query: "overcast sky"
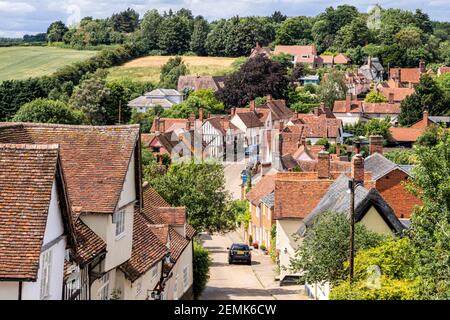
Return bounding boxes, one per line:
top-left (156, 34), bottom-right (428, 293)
top-left (0, 0), bottom-right (449, 38)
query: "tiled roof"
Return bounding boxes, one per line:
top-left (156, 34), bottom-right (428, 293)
top-left (302, 174), bottom-right (404, 233)
top-left (389, 127), bottom-right (424, 143)
top-left (178, 76), bottom-right (225, 92)
top-left (0, 144), bottom-right (59, 280)
top-left (0, 123), bottom-right (140, 215)
top-left (274, 172), bottom-right (339, 220)
top-left (235, 112), bottom-right (264, 128)
top-left (168, 228), bottom-right (190, 261)
top-left (378, 87), bottom-right (415, 102)
top-left (74, 219), bottom-right (106, 265)
top-left (261, 192), bottom-right (275, 209)
top-left (390, 68), bottom-right (421, 84)
top-left (206, 116), bottom-right (242, 136)
top-left (364, 153), bottom-right (408, 180)
top-left (333, 100), bottom-right (401, 114)
top-left (119, 211), bottom-right (168, 282)
top-left (274, 45), bottom-right (317, 63)
top-left (334, 53), bottom-right (351, 64)
top-left (246, 173), bottom-right (276, 206)
top-left (281, 154), bottom-right (300, 170)
top-left (265, 100), bottom-right (294, 121)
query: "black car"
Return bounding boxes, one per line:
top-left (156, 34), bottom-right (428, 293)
top-left (227, 244), bottom-right (252, 265)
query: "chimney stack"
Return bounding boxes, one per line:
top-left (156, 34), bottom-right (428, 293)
top-left (154, 116), bottom-right (161, 133)
top-left (345, 93), bottom-right (352, 113)
top-left (313, 107), bottom-right (319, 117)
top-left (419, 60), bottom-right (426, 74)
top-left (249, 100), bottom-right (256, 112)
top-left (199, 108), bottom-right (204, 123)
top-left (160, 119), bottom-right (165, 133)
top-left (351, 154), bottom-right (365, 184)
top-left (231, 107), bottom-right (236, 116)
top-left (354, 140), bottom-right (361, 155)
top-left (423, 110), bottom-right (429, 125)
top-left (336, 142), bottom-right (341, 158)
top-left (279, 121), bottom-right (284, 133)
top-left (317, 151), bottom-right (331, 179)
top-left (267, 94), bottom-right (273, 102)
top-left (369, 135), bottom-right (384, 155)
top-left (388, 92), bottom-right (394, 104)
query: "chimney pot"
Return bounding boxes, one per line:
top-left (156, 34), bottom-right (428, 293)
top-left (267, 95), bottom-right (273, 102)
top-left (369, 135), bottom-right (384, 155)
top-left (388, 92), bottom-right (394, 104)
top-left (423, 110), bottom-right (429, 125)
top-left (351, 154), bottom-right (365, 183)
top-left (318, 151), bottom-right (331, 179)
top-left (199, 108), bottom-right (204, 123)
top-left (250, 100), bottom-right (256, 112)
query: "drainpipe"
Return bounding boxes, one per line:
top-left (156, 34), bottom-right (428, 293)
top-left (18, 281), bottom-right (22, 300)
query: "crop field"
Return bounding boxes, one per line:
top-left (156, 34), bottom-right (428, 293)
top-left (0, 46), bottom-right (96, 82)
top-left (107, 55), bottom-right (237, 83)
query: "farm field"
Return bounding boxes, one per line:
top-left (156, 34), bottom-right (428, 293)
top-left (0, 46), bottom-right (96, 82)
top-left (107, 55), bottom-right (238, 83)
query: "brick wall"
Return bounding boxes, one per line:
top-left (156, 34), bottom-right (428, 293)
top-left (375, 169), bottom-right (422, 219)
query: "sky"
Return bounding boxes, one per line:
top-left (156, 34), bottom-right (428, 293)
top-left (0, 0), bottom-right (449, 38)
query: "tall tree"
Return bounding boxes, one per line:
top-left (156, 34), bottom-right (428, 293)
top-left (190, 16), bottom-right (210, 56)
top-left (47, 21), bottom-right (68, 42)
top-left (159, 56), bottom-right (189, 89)
top-left (318, 69), bottom-right (347, 108)
top-left (111, 8), bottom-right (140, 33)
top-left (139, 9), bottom-right (163, 51)
top-left (216, 55), bottom-right (289, 108)
top-left (157, 14), bottom-right (192, 54)
top-left (275, 16), bottom-right (313, 45)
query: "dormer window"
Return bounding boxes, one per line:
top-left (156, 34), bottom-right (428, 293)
top-left (113, 210), bottom-right (125, 239)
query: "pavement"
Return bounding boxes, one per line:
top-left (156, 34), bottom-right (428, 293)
top-left (223, 160), bottom-right (247, 200)
top-left (199, 231), bottom-right (309, 300)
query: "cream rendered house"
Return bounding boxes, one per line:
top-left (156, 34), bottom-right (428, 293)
top-left (0, 144), bottom-right (75, 300)
top-left (297, 174), bottom-right (405, 300)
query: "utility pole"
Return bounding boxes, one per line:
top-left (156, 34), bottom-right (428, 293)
top-left (348, 178), bottom-right (356, 283)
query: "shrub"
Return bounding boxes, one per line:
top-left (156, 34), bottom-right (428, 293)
top-left (12, 98), bottom-right (85, 124)
top-left (260, 244), bottom-right (267, 251)
top-left (193, 239), bottom-right (212, 299)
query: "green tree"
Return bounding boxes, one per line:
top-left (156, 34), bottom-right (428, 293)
top-left (157, 12), bottom-right (192, 54)
top-left (47, 21), bottom-right (68, 42)
top-left (145, 161), bottom-right (237, 233)
top-left (193, 239), bottom-right (212, 299)
top-left (190, 16), bottom-right (210, 56)
top-left (69, 73), bottom-right (111, 125)
top-left (398, 75), bottom-right (447, 126)
top-left (12, 98), bottom-right (85, 124)
top-left (318, 69), bottom-right (347, 108)
top-left (395, 26), bottom-right (424, 50)
top-left (139, 9), bottom-right (163, 52)
top-left (275, 16), bottom-right (313, 45)
top-left (333, 17), bottom-right (371, 51)
top-left (364, 118), bottom-right (392, 141)
top-left (290, 211), bottom-right (385, 286)
top-left (111, 8), bottom-right (140, 33)
top-left (364, 91), bottom-right (388, 103)
top-left (384, 149), bottom-right (417, 165)
top-left (159, 56), bottom-right (189, 89)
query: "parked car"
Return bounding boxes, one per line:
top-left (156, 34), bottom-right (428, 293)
top-left (227, 243), bottom-right (252, 265)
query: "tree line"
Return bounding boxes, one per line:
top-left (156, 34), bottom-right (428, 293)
top-left (41, 5), bottom-right (450, 68)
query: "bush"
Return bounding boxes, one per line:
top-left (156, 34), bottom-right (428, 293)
top-left (260, 244), bottom-right (267, 251)
top-left (193, 239), bottom-right (212, 299)
top-left (12, 98), bottom-right (85, 124)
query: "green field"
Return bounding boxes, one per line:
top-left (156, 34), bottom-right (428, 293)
top-left (107, 55), bottom-right (237, 83)
top-left (0, 46), bottom-right (96, 81)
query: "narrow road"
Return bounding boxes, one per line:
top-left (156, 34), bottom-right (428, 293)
top-left (200, 232), bottom-right (308, 300)
top-left (224, 161), bottom-right (246, 200)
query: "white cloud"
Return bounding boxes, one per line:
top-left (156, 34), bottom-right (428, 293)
top-left (0, 1), bottom-right (35, 13)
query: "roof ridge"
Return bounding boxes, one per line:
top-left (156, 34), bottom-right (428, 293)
top-left (8, 122), bottom-right (140, 130)
top-left (0, 143), bottom-right (59, 150)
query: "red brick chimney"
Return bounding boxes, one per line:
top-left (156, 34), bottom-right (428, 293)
top-left (318, 151), bottom-right (331, 179)
top-left (419, 60), bottom-right (426, 74)
top-left (154, 116), bottom-right (161, 133)
top-left (388, 92), bottom-right (394, 104)
top-left (423, 110), bottom-right (429, 126)
top-left (354, 140), bottom-right (361, 155)
top-left (279, 121), bottom-right (284, 133)
top-left (160, 119), bottom-right (165, 133)
top-left (336, 142), bottom-right (341, 158)
top-left (369, 135), bottom-right (384, 155)
top-left (267, 95), bottom-right (273, 102)
top-left (249, 100), bottom-right (256, 112)
top-left (345, 93), bottom-right (352, 113)
top-left (231, 107), bottom-right (236, 116)
top-left (351, 154), bottom-right (364, 183)
top-left (199, 108), bottom-right (204, 123)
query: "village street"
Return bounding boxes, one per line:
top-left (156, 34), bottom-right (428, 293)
top-left (199, 231), bottom-right (309, 300)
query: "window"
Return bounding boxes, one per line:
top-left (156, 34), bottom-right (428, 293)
top-left (174, 274), bottom-right (179, 300)
top-left (136, 280), bottom-right (142, 296)
top-left (113, 210), bottom-right (125, 238)
top-left (183, 266), bottom-right (189, 289)
top-left (98, 272), bottom-right (110, 300)
top-left (40, 249), bottom-right (52, 299)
